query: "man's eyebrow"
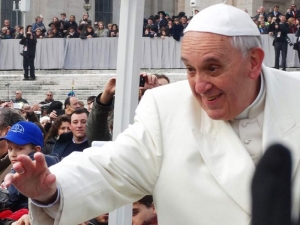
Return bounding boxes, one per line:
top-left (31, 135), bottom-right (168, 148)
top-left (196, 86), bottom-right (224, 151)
top-left (181, 57), bottom-right (188, 62)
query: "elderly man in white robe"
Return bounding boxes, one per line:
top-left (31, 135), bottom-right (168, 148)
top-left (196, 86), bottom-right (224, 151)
top-left (4, 3), bottom-right (300, 225)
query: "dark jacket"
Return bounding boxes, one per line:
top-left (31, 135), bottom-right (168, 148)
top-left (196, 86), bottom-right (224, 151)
top-left (272, 22), bottom-right (289, 43)
top-left (66, 21), bottom-right (78, 31)
top-left (172, 23), bottom-right (184, 41)
top-left (268, 11), bottom-right (282, 18)
top-left (42, 136), bottom-right (56, 155)
top-left (67, 32), bottom-right (79, 38)
top-left (51, 132), bottom-right (89, 159)
top-left (86, 93), bottom-right (113, 146)
top-left (19, 35), bottom-right (37, 57)
top-left (5, 152), bottom-right (59, 212)
top-left (84, 30), bottom-right (97, 38)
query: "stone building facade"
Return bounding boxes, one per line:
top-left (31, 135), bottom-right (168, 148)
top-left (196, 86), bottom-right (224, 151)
top-left (1, 0), bottom-right (300, 31)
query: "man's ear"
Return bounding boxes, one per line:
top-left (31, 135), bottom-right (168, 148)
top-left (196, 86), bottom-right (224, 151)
top-left (4, 126), bottom-right (11, 135)
top-left (249, 47), bottom-right (265, 80)
top-left (151, 202), bottom-right (156, 215)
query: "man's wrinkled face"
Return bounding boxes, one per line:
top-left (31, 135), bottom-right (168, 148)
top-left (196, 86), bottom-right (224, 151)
top-left (69, 97), bottom-right (80, 110)
top-left (181, 32), bottom-right (261, 120)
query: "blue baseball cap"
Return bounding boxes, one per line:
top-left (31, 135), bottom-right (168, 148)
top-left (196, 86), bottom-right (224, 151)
top-left (0, 121), bottom-right (44, 147)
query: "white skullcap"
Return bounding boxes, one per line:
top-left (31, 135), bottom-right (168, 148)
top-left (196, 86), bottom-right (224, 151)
top-left (185, 3), bottom-right (260, 36)
top-left (40, 116), bottom-right (50, 123)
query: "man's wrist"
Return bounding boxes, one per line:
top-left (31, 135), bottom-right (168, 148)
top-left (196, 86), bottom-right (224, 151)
top-left (99, 92), bottom-right (114, 105)
top-left (33, 189), bottom-right (58, 205)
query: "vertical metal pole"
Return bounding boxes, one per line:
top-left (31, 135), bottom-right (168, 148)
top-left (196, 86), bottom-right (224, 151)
top-left (109, 0), bottom-right (145, 225)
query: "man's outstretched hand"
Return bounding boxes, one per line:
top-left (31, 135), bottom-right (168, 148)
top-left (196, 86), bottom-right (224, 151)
top-left (4, 152), bottom-right (58, 204)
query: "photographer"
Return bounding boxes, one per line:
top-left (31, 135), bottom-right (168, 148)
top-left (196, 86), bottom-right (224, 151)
top-left (295, 17), bottom-right (300, 63)
top-left (19, 26), bottom-right (37, 80)
top-left (268, 15), bottom-right (289, 71)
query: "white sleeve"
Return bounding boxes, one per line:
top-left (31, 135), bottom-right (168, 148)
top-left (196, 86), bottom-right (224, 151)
top-left (30, 90), bottom-right (163, 225)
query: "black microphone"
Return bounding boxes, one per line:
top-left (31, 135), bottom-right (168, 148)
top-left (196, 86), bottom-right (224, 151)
top-left (251, 144), bottom-right (292, 225)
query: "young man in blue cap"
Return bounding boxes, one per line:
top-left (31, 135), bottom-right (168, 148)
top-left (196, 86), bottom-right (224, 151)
top-left (0, 121), bottom-right (59, 212)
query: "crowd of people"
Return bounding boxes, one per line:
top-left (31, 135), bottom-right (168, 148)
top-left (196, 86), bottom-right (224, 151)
top-left (1, 3), bottom-right (300, 224)
top-left (0, 10), bottom-right (195, 41)
top-left (0, 73), bottom-right (169, 224)
top-left (0, 13), bottom-right (119, 40)
top-left (252, 4), bottom-right (300, 34)
top-left (250, 4), bottom-right (300, 70)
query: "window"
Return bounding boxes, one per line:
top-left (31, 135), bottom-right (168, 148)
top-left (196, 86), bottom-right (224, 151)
top-left (1, 0), bottom-right (22, 28)
top-left (95, 0), bottom-right (112, 27)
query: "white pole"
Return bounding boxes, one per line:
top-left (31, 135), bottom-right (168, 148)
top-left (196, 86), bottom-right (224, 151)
top-left (23, 12), bottom-right (26, 29)
top-left (109, 0), bottom-right (145, 224)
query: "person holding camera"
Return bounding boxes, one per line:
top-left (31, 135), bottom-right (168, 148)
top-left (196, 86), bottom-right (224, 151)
top-left (268, 15), bottom-right (289, 71)
top-left (19, 26), bottom-right (37, 80)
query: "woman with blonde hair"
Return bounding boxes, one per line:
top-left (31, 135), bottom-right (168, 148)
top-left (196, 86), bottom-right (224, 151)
top-left (96, 21), bottom-right (109, 37)
top-left (288, 17), bottom-right (297, 33)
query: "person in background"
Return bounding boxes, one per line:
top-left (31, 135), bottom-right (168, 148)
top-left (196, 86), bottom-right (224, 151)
top-left (3, 20), bottom-right (15, 36)
top-left (66, 27), bottom-right (79, 38)
top-left (86, 96), bottom-right (96, 113)
top-left (51, 109), bottom-right (88, 159)
top-left (13, 91), bottom-right (28, 104)
top-left (48, 17), bottom-right (60, 30)
top-left (43, 115), bottom-right (71, 155)
top-left (1, 121), bottom-right (59, 212)
top-left (155, 74), bottom-right (170, 86)
top-left (109, 24), bottom-right (119, 37)
top-left (295, 17), bottom-right (300, 62)
top-left (34, 28), bottom-right (44, 39)
top-left (287, 17), bottom-right (297, 33)
top-left (19, 27), bottom-right (37, 80)
top-left (31, 15), bottom-right (46, 35)
top-left (14, 26), bottom-right (24, 39)
top-left (268, 15), bottom-right (289, 70)
top-left (132, 196), bottom-right (157, 225)
top-left (0, 108), bottom-right (24, 183)
top-left (258, 21), bottom-right (269, 34)
top-left (96, 21), bottom-right (109, 37)
top-left (84, 26), bottom-right (97, 38)
top-left (59, 13), bottom-right (68, 35)
top-left (107, 23), bottom-right (113, 32)
top-left (66, 15), bottom-right (78, 31)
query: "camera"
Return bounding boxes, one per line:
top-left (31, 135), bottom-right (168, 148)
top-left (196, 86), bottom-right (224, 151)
top-left (285, 36), bottom-right (294, 46)
top-left (139, 75), bottom-right (146, 87)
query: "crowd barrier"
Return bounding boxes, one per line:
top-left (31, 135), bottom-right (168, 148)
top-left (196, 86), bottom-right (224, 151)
top-left (0, 35), bottom-right (299, 70)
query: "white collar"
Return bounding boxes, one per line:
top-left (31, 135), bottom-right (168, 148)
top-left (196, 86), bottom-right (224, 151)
top-left (234, 73), bottom-right (265, 120)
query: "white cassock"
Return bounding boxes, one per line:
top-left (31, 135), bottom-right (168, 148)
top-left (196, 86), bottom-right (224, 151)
top-left (29, 65), bottom-right (300, 225)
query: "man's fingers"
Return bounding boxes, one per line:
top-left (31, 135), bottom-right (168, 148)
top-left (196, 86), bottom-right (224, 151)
top-left (16, 155), bottom-right (36, 174)
top-left (34, 152), bottom-right (48, 169)
top-left (4, 173), bottom-right (14, 187)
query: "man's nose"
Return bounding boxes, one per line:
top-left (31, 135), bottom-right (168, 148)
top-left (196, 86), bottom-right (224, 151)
top-left (194, 77), bottom-right (213, 95)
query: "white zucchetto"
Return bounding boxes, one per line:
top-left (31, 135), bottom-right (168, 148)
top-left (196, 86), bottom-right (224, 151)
top-left (185, 3), bottom-right (260, 36)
